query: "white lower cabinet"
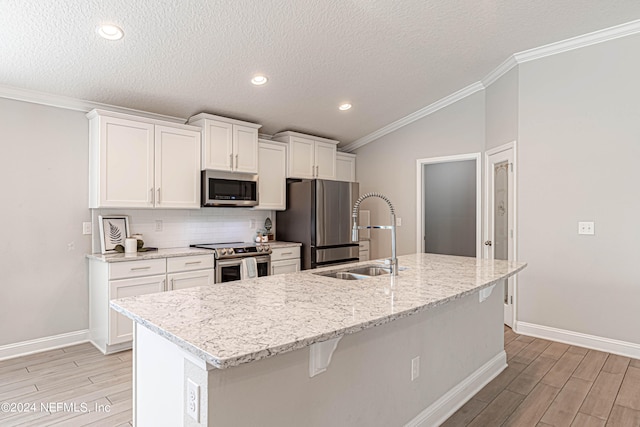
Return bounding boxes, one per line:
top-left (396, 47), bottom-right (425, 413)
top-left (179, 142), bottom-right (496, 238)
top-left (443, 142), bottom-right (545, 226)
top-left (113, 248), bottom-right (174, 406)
top-left (270, 246), bottom-right (301, 275)
top-left (167, 270), bottom-right (214, 290)
top-left (108, 275), bottom-right (165, 345)
top-left (90, 253), bottom-right (214, 354)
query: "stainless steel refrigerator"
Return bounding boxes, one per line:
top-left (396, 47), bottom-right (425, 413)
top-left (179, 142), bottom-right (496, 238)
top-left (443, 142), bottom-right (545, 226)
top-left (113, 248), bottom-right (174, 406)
top-left (276, 180), bottom-right (359, 269)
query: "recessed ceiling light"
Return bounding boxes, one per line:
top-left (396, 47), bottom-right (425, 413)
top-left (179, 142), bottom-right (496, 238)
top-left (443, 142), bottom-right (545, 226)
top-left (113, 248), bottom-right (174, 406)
top-left (251, 75), bottom-right (268, 86)
top-left (97, 24), bottom-right (124, 41)
top-left (338, 103), bottom-right (352, 111)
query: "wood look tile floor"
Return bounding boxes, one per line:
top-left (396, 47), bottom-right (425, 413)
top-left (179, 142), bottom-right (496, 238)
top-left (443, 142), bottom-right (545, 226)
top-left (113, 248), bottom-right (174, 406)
top-left (1, 328), bottom-right (639, 427)
top-left (443, 326), bottom-right (640, 427)
top-left (0, 343), bottom-right (132, 426)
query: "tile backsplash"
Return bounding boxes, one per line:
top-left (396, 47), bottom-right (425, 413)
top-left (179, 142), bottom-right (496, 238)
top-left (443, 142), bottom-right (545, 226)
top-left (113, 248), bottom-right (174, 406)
top-left (91, 208), bottom-right (274, 253)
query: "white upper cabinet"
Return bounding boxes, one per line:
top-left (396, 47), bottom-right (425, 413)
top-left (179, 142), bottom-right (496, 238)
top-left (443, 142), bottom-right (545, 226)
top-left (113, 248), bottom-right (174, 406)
top-left (256, 140), bottom-right (287, 210)
top-left (188, 113), bottom-right (261, 173)
top-left (335, 152), bottom-right (356, 182)
top-left (88, 109), bottom-right (201, 209)
top-left (272, 131), bottom-right (338, 180)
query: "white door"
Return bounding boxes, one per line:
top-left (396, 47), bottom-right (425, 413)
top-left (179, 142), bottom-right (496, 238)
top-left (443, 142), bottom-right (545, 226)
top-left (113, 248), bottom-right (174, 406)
top-left (155, 125), bottom-right (201, 208)
top-left (167, 270), bottom-right (214, 290)
top-left (256, 141), bottom-right (286, 210)
top-left (288, 137), bottom-right (315, 178)
top-left (314, 141), bottom-right (337, 180)
top-left (485, 143), bottom-right (516, 328)
top-left (202, 120), bottom-right (233, 171)
top-left (233, 125), bottom-right (259, 173)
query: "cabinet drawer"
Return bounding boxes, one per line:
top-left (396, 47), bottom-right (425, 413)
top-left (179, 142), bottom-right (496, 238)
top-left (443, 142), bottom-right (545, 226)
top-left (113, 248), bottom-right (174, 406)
top-left (167, 270), bottom-right (214, 290)
top-left (167, 255), bottom-right (214, 273)
top-left (109, 259), bottom-right (166, 280)
top-left (270, 246), bottom-right (300, 262)
top-left (359, 250), bottom-right (370, 262)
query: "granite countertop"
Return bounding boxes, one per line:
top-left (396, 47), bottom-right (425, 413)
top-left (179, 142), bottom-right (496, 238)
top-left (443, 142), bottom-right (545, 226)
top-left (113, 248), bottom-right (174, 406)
top-left (87, 241), bottom-right (301, 262)
top-left (86, 247), bottom-right (215, 262)
top-left (111, 253), bottom-right (526, 369)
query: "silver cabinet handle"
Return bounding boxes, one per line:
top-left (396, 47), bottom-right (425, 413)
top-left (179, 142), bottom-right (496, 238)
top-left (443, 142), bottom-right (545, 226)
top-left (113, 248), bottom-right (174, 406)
top-left (157, 188), bottom-right (161, 204)
top-left (170, 278), bottom-right (173, 290)
top-left (316, 165), bottom-right (319, 176)
top-left (150, 188), bottom-right (154, 205)
top-left (281, 252), bottom-right (293, 255)
top-left (131, 266), bottom-right (151, 271)
top-left (229, 154), bottom-right (233, 169)
top-left (185, 261), bottom-right (202, 265)
top-left (162, 279), bottom-right (166, 291)
top-left (235, 154), bottom-right (239, 169)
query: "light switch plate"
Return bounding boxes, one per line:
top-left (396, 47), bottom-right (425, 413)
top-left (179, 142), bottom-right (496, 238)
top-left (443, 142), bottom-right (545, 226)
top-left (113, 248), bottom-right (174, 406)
top-left (578, 221), bottom-right (594, 235)
top-left (82, 222), bottom-right (92, 235)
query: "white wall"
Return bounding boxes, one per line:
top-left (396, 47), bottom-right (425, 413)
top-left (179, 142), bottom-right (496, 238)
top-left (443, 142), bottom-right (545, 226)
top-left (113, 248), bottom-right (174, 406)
top-left (355, 92), bottom-right (485, 259)
top-left (517, 34), bottom-right (640, 344)
top-left (0, 98), bottom-right (91, 346)
top-left (0, 96), bottom-right (274, 348)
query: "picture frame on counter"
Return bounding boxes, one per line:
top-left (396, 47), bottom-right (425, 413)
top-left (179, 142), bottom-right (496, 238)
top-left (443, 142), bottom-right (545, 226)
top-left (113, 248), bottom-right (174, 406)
top-left (98, 215), bottom-right (130, 254)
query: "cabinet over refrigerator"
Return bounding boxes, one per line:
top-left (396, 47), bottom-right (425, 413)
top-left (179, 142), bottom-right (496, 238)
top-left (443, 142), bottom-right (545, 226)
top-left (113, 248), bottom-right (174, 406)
top-left (276, 179), bottom-right (359, 269)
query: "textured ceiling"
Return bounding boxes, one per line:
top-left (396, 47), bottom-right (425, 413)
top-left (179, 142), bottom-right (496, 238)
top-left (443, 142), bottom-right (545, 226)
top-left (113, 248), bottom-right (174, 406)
top-left (2, 1), bottom-right (640, 145)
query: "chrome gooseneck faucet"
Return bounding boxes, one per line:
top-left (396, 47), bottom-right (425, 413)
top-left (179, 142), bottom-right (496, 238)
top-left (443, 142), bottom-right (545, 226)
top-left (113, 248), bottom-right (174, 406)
top-left (352, 192), bottom-right (398, 275)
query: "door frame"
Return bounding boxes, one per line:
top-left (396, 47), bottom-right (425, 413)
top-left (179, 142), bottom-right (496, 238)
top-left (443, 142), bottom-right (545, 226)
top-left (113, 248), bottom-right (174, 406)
top-left (484, 141), bottom-right (518, 328)
top-left (415, 153), bottom-right (482, 257)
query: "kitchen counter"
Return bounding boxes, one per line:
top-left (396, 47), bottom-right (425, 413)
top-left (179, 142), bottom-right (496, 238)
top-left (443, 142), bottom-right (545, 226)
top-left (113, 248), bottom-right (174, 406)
top-left (111, 252), bottom-right (526, 426)
top-left (86, 247), bottom-right (213, 262)
top-left (111, 253), bottom-right (525, 369)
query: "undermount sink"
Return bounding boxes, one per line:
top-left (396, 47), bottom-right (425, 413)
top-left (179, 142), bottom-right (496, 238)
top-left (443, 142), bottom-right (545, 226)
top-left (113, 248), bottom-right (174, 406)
top-left (315, 264), bottom-right (404, 280)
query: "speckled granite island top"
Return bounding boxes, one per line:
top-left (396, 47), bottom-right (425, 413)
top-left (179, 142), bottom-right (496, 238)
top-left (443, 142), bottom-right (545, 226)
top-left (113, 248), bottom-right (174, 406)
top-left (111, 253), bottom-right (526, 369)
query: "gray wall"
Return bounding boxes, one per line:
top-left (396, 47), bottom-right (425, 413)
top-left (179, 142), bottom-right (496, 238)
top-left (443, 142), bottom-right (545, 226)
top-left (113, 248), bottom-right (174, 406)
top-left (517, 34), bottom-right (640, 343)
top-left (355, 92), bottom-right (486, 259)
top-left (486, 67), bottom-right (519, 150)
top-left (356, 33), bottom-right (640, 347)
top-left (0, 98), bottom-right (91, 345)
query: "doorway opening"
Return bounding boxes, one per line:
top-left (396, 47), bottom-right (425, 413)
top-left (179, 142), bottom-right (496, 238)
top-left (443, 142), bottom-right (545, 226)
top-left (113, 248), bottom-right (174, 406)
top-left (416, 153), bottom-right (481, 257)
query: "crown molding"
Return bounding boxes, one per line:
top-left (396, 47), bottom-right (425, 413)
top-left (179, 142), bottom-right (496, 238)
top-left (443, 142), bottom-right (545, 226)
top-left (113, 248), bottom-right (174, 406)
top-left (341, 82), bottom-right (485, 153)
top-left (346, 19), bottom-right (640, 151)
top-left (0, 84), bottom-right (187, 123)
top-left (514, 18), bottom-right (640, 64)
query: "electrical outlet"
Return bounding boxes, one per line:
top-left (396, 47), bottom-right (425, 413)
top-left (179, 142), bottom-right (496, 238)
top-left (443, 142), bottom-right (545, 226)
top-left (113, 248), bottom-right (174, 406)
top-left (411, 356), bottom-right (420, 381)
top-left (155, 220), bottom-right (163, 232)
top-left (396, 217), bottom-right (402, 226)
top-left (249, 219), bottom-right (256, 229)
top-left (578, 221), bottom-right (594, 235)
top-left (82, 222), bottom-right (92, 235)
top-left (187, 379), bottom-right (200, 422)
top-left (67, 242), bottom-right (75, 251)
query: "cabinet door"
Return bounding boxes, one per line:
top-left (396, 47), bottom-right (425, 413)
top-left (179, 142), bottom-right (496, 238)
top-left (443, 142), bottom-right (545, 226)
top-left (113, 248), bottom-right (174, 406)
top-left (315, 141), bottom-right (337, 180)
top-left (271, 259), bottom-right (300, 275)
top-left (233, 125), bottom-right (259, 173)
top-left (256, 142), bottom-right (286, 210)
top-left (359, 250), bottom-right (370, 261)
top-left (109, 275), bottom-right (165, 345)
top-left (99, 116), bottom-right (154, 207)
top-left (336, 153), bottom-right (356, 182)
top-left (202, 120), bottom-right (233, 171)
top-left (155, 125), bottom-right (201, 208)
top-left (167, 269), bottom-right (214, 291)
top-left (288, 137), bottom-right (315, 179)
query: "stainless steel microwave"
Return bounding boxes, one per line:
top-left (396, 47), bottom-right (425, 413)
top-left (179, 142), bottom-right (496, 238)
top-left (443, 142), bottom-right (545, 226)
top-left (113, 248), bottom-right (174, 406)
top-left (201, 170), bottom-right (258, 207)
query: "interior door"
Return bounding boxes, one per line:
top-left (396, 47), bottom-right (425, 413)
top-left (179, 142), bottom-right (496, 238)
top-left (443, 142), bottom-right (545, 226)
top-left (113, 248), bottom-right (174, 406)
top-left (486, 145), bottom-right (516, 327)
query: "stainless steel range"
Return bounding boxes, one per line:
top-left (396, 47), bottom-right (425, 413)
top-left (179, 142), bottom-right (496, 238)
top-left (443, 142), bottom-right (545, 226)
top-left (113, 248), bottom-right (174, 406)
top-left (191, 242), bottom-right (271, 282)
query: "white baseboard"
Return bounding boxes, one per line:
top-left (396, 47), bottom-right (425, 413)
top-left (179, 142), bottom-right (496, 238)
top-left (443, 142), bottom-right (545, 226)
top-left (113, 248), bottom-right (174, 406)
top-left (406, 350), bottom-right (507, 427)
top-left (516, 322), bottom-right (640, 360)
top-left (0, 330), bottom-right (90, 361)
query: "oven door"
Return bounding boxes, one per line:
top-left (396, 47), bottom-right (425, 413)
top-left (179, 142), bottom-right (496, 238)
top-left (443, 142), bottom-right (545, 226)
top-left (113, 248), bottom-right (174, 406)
top-left (216, 256), bottom-right (271, 283)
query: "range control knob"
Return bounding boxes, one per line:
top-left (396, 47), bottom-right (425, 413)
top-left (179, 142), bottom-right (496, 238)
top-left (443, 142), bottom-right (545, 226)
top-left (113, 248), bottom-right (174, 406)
top-left (257, 246), bottom-right (263, 252)
top-left (228, 248), bottom-right (235, 255)
top-left (263, 245), bottom-right (270, 251)
top-left (219, 249), bottom-right (227, 256)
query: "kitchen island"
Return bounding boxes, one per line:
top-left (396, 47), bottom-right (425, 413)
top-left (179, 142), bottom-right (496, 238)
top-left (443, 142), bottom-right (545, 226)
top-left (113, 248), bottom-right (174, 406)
top-left (111, 253), bottom-right (526, 426)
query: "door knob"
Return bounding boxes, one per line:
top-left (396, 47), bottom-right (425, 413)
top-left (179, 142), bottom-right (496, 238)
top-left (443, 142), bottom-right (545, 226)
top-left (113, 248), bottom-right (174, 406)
top-left (484, 240), bottom-right (492, 246)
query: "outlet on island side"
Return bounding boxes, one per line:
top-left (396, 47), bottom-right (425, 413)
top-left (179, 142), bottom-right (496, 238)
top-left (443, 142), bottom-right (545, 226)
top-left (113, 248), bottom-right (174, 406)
top-left (411, 356), bottom-right (420, 381)
top-left (187, 378), bottom-right (200, 422)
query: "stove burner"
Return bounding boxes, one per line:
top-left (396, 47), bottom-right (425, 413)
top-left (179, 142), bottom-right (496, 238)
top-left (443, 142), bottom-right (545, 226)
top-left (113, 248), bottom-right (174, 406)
top-left (190, 242), bottom-right (271, 259)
